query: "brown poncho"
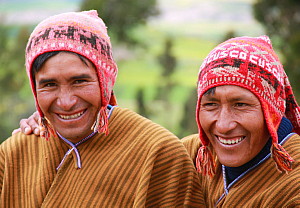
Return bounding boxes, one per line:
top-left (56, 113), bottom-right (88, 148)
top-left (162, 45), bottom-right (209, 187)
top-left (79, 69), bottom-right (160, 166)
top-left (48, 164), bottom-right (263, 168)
top-left (1, 107), bottom-right (204, 207)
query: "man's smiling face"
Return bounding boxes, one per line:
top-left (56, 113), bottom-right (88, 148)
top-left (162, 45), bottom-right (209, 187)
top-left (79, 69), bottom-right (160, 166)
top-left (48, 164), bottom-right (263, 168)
top-left (199, 85), bottom-right (270, 167)
top-left (35, 52), bottom-right (101, 142)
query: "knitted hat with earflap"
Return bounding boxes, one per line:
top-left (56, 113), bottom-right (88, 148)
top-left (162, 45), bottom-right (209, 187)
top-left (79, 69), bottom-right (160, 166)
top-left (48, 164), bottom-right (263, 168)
top-left (196, 35), bottom-right (300, 177)
top-left (25, 10), bottom-right (118, 139)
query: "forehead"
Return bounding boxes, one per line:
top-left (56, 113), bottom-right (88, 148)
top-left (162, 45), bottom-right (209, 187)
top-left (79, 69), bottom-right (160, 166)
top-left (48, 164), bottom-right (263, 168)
top-left (202, 85), bottom-right (259, 100)
top-left (36, 52), bottom-right (96, 78)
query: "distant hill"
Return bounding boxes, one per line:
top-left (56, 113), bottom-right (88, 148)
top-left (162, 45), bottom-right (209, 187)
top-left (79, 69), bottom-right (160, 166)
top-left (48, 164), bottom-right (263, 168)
top-left (0, 0), bottom-right (80, 24)
top-left (150, 0), bottom-right (264, 40)
top-left (0, 0), bottom-right (263, 38)
top-left (1, 0), bottom-right (80, 3)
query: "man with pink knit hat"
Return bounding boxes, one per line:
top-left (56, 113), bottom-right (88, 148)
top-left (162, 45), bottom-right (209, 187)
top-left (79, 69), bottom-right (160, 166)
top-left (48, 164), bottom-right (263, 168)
top-left (0, 10), bottom-right (204, 207)
top-left (183, 35), bottom-right (300, 207)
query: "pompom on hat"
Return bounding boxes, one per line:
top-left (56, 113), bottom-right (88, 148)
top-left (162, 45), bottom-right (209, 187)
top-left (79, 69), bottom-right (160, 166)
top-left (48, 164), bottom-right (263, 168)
top-left (196, 35), bottom-right (300, 177)
top-left (25, 10), bottom-right (118, 139)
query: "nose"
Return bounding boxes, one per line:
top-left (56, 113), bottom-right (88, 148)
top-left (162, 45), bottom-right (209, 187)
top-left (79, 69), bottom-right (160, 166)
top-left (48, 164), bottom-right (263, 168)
top-left (55, 87), bottom-right (77, 111)
top-left (215, 106), bottom-right (237, 134)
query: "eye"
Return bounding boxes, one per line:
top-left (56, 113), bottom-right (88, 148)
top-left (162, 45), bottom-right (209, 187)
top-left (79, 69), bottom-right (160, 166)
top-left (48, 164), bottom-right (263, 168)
top-left (74, 79), bottom-right (87, 84)
top-left (234, 102), bottom-right (250, 108)
top-left (201, 102), bottom-right (218, 110)
top-left (203, 102), bottom-right (217, 106)
top-left (43, 82), bottom-right (56, 88)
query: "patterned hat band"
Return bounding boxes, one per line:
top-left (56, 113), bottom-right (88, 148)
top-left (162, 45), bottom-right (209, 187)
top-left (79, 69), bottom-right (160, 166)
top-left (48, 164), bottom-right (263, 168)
top-left (26, 26), bottom-right (113, 60)
top-left (198, 58), bottom-right (285, 115)
top-left (201, 50), bottom-right (283, 83)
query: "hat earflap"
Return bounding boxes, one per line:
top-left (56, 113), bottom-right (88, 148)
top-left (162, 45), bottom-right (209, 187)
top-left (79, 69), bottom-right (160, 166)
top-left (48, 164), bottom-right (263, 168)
top-left (92, 105), bottom-right (109, 136)
top-left (271, 143), bottom-right (294, 173)
top-left (39, 116), bottom-right (57, 140)
top-left (263, 103), bottom-right (294, 173)
top-left (196, 145), bottom-right (216, 178)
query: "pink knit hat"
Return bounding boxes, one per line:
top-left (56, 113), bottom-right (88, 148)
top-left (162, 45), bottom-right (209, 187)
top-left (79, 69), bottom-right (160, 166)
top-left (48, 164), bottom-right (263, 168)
top-left (25, 10), bottom-right (118, 139)
top-left (196, 35), bottom-right (300, 177)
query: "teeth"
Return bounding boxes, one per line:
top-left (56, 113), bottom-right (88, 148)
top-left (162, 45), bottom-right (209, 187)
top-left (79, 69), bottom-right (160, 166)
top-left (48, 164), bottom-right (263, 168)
top-left (59, 111), bottom-right (84, 120)
top-left (218, 137), bottom-right (244, 145)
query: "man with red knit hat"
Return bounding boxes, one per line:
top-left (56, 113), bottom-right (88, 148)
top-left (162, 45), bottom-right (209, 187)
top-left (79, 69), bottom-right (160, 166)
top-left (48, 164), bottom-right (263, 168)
top-left (0, 10), bottom-right (204, 207)
top-left (183, 35), bottom-right (300, 207)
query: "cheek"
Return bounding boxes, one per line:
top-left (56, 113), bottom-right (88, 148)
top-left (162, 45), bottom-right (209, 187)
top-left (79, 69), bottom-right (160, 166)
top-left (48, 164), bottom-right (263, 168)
top-left (248, 110), bottom-right (269, 147)
top-left (199, 111), bottom-right (211, 134)
top-left (36, 92), bottom-right (54, 113)
top-left (253, 120), bottom-right (269, 143)
top-left (250, 111), bottom-right (266, 133)
top-left (80, 85), bottom-right (101, 106)
top-left (85, 86), bottom-right (100, 96)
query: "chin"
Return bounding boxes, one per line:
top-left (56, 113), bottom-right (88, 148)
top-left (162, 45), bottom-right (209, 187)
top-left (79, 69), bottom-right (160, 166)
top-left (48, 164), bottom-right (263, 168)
top-left (218, 157), bottom-right (245, 167)
top-left (222, 163), bottom-right (241, 167)
top-left (56, 129), bottom-right (81, 139)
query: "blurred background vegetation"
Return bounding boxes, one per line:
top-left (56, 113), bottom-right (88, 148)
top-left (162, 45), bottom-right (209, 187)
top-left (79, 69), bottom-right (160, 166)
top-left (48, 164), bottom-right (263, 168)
top-left (0, 0), bottom-right (299, 142)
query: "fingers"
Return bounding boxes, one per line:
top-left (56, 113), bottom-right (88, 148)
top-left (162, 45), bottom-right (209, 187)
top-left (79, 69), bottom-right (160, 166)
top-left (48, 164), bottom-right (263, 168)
top-left (33, 127), bottom-right (40, 136)
top-left (12, 128), bottom-right (21, 135)
top-left (32, 111), bottom-right (41, 136)
top-left (19, 111), bottom-right (41, 136)
top-left (32, 111), bottom-right (40, 122)
top-left (19, 119), bottom-right (34, 135)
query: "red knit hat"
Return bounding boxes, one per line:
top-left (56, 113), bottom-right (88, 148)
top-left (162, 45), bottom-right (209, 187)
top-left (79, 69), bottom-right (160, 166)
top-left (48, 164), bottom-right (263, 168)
top-left (25, 10), bottom-right (118, 139)
top-left (196, 35), bottom-right (300, 177)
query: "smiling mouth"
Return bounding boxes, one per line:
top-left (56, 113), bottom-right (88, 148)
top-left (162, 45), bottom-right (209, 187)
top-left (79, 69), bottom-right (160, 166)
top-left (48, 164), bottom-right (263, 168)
top-left (217, 136), bottom-right (245, 145)
top-left (58, 110), bottom-right (85, 120)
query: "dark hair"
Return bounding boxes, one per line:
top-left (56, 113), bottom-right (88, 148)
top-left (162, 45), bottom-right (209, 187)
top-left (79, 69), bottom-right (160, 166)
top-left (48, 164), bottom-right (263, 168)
top-left (31, 51), bottom-right (90, 81)
top-left (204, 87), bottom-right (216, 96)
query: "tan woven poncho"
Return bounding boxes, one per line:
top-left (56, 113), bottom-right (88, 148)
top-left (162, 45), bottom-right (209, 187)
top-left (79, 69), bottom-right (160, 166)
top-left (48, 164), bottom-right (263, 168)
top-left (0, 107), bottom-right (205, 207)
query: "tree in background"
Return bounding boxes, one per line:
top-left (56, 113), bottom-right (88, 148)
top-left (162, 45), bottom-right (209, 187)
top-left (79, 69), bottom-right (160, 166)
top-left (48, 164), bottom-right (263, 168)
top-left (153, 37), bottom-right (178, 131)
top-left (135, 37), bottom-right (178, 133)
top-left (178, 88), bottom-right (198, 138)
top-left (253, 0), bottom-right (300, 96)
top-left (136, 87), bottom-right (150, 118)
top-left (222, 30), bottom-right (236, 42)
top-left (156, 37), bottom-right (177, 101)
top-left (80, 0), bottom-right (159, 44)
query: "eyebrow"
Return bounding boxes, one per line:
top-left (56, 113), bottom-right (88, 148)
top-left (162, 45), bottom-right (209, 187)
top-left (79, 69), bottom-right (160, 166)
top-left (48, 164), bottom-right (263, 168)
top-left (70, 74), bottom-right (93, 80)
top-left (38, 78), bottom-right (56, 86)
top-left (201, 96), bottom-right (218, 101)
top-left (202, 94), bottom-right (252, 102)
top-left (37, 74), bottom-right (93, 85)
